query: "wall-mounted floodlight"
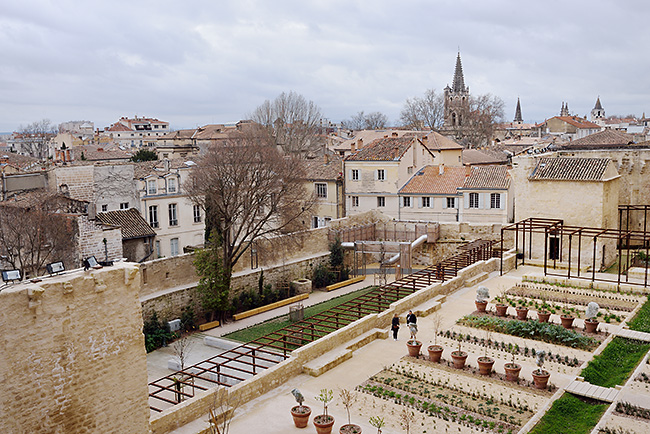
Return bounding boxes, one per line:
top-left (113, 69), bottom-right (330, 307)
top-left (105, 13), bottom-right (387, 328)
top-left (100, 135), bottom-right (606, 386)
top-left (83, 256), bottom-right (102, 271)
top-left (46, 261), bottom-right (65, 275)
top-left (1, 269), bottom-right (21, 282)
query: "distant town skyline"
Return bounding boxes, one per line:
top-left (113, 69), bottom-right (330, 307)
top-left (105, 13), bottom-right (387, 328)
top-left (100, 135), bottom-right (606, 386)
top-left (2, 0), bottom-right (649, 132)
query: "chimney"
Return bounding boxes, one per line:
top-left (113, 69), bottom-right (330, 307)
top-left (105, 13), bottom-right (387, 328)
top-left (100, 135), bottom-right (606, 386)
top-left (350, 143), bottom-right (356, 153)
top-left (358, 138), bottom-right (363, 148)
top-left (164, 159), bottom-right (170, 171)
top-left (392, 131), bottom-right (398, 137)
top-left (439, 164), bottom-right (444, 175)
top-left (324, 153), bottom-right (329, 164)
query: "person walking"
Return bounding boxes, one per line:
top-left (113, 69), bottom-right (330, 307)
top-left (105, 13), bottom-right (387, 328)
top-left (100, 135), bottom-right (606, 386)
top-left (391, 313), bottom-right (400, 341)
top-left (406, 310), bottom-right (418, 340)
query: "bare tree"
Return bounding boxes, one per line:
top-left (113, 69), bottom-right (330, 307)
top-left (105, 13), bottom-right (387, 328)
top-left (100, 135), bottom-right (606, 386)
top-left (342, 111), bottom-right (389, 130)
top-left (207, 387), bottom-right (241, 434)
top-left (250, 91), bottom-right (325, 154)
top-left (16, 119), bottom-right (55, 159)
top-left (0, 192), bottom-right (78, 279)
top-left (189, 129), bottom-right (315, 293)
top-left (400, 89), bottom-right (445, 131)
top-left (464, 93), bottom-right (506, 148)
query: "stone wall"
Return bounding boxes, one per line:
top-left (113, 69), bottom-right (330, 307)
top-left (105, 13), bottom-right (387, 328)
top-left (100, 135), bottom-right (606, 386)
top-left (140, 253), bottom-right (198, 298)
top-left (77, 214), bottom-right (123, 263)
top-left (0, 262), bottom-right (150, 434)
top-left (51, 164), bottom-right (95, 202)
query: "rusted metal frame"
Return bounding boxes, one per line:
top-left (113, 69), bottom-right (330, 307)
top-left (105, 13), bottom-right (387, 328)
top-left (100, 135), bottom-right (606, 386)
top-left (205, 350), bottom-right (276, 370)
top-left (223, 343), bottom-right (284, 361)
top-left (500, 227), bottom-right (504, 275)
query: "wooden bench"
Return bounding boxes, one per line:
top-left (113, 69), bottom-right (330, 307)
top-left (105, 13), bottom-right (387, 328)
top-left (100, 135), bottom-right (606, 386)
top-left (199, 320), bottom-right (220, 331)
top-left (232, 293), bottom-right (309, 321)
top-left (325, 275), bottom-right (365, 292)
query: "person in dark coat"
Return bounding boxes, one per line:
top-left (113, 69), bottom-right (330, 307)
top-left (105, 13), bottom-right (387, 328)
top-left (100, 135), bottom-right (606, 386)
top-left (406, 310), bottom-right (418, 340)
top-left (391, 313), bottom-right (400, 340)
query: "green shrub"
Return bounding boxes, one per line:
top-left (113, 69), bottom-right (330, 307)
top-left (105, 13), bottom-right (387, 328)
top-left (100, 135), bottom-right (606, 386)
top-left (581, 337), bottom-right (650, 388)
top-left (628, 296), bottom-right (650, 333)
top-left (143, 312), bottom-right (174, 353)
top-left (312, 262), bottom-right (335, 288)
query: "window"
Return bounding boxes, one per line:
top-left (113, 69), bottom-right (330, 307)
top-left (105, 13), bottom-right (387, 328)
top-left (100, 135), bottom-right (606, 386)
top-left (155, 240), bottom-right (161, 258)
top-left (376, 169), bottom-right (385, 181)
top-left (170, 238), bottom-right (179, 256)
top-left (351, 196), bottom-right (359, 207)
top-left (167, 178), bottom-right (177, 194)
top-left (193, 205), bottom-right (202, 223)
top-left (316, 183), bottom-right (327, 198)
top-left (101, 204), bottom-right (108, 212)
top-left (351, 169), bottom-right (359, 181)
top-left (147, 179), bottom-right (157, 195)
top-left (407, 166), bottom-right (413, 174)
top-left (149, 205), bottom-right (159, 228)
top-left (469, 193), bottom-right (479, 208)
top-left (447, 197), bottom-right (456, 209)
top-left (490, 193), bottom-right (501, 209)
top-left (168, 204), bottom-right (178, 226)
top-left (402, 197), bottom-right (411, 207)
top-left (422, 197), bottom-right (431, 208)
top-left (313, 216), bottom-right (320, 228)
top-left (120, 202), bottom-right (129, 210)
top-left (377, 196), bottom-right (385, 207)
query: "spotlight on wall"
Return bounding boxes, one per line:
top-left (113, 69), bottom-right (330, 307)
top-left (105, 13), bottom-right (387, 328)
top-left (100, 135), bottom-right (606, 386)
top-left (83, 256), bottom-right (102, 271)
top-left (1, 269), bottom-right (21, 282)
top-left (46, 261), bottom-right (65, 275)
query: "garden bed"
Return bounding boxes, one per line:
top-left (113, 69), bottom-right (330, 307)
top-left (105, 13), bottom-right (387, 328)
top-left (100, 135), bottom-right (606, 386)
top-left (359, 358), bottom-right (546, 433)
top-left (580, 337), bottom-right (650, 388)
top-left (529, 393), bottom-right (608, 434)
top-left (457, 314), bottom-right (601, 350)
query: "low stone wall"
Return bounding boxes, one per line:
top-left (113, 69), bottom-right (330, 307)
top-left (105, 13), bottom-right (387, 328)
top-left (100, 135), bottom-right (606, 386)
top-left (140, 253), bottom-right (198, 298)
top-left (149, 250), bottom-right (518, 433)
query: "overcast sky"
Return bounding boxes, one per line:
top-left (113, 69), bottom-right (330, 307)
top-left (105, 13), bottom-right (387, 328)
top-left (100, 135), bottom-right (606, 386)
top-left (1, 0), bottom-right (649, 133)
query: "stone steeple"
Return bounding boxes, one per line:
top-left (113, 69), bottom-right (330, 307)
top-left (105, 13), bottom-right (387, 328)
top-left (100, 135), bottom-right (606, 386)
top-left (514, 98), bottom-right (523, 123)
top-left (591, 96), bottom-right (605, 121)
top-left (452, 52), bottom-right (468, 93)
top-left (560, 102), bottom-right (570, 117)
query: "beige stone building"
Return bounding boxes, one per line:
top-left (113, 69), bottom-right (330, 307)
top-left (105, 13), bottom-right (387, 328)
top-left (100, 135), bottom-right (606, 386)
top-left (303, 154), bottom-right (344, 228)
top-left (135, 159), bottom-right (205, 258)
top-left (535, 115), bottom-right (601, 140)
top-left (344, 132), bottom-right (463, 220)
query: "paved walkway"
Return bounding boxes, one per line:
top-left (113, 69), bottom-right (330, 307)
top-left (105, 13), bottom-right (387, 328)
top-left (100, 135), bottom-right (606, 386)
top-left (565, 379), bottom-right (620, 403)
top-left (615, 328), bottom-right (650, 342)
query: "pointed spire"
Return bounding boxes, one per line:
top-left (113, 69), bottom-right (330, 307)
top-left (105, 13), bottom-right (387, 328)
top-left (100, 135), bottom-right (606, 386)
top-left (594, 96), bottom-right (603, 110)
top-left (514, 98), bottom-right (523, 122)
top-left (452, 52), bottom-right (467, 93)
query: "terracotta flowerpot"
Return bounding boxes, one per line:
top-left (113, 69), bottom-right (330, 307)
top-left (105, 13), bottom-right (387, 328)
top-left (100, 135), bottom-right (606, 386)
top-left (339, 423), bottom-right (362, 434)
top-left (451, 351), bottom-right (468, 369)
top-left (314, 415), bottom-right (335, 434)
top-left (585, 318), bottom-right (599, 333)
top-left (504, 363), bottom-right (521, 382)
top-left (406, 340), bottom-right (422, 357)
top-left (428, 345), bottom-right (443, 363)
top-left (291, 405), bottom-right (311, 428)
top-left (516, 307), bottom-right (529, 321)
top-left (495, 304), bottom-right (508, 317)
top-left (537, 311), bottom-right (551, 323)
top-left (475, 300), bottom-right (488, 313)
top-left (560, 316), bottom-right (574, 329)
top-left (532, 370), bottom-right (550, 389)
top-left (477, 356), bottom-right (494, 376)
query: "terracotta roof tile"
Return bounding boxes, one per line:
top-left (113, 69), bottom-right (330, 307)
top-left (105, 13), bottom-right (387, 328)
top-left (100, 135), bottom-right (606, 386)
top-left (558, 129), bottom-right (635, 149)
top-left (529, 157), bottom-right (611, 181)
top-left (399, 165), bottom-right (467, 194)
top-left (303, 155), bottom-right (343, 180)
top-left (422, 132), bottom-right (463, 150)
top-left (345, 137), bottom-right (416, 161)
top-left (462, 149), bottom-right (508, 165)
top-left (95, 208), bottom-right (156, 240)
top-left (554, 116), bottom-right (601, 129)
top-left (462, 165), bottom-right (510, 189)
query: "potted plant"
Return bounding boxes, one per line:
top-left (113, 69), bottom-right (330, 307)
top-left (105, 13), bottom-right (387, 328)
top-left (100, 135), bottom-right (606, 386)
top-left (532, 351), bottom-right (550, 389)
top-left (313, 389), bottom-right (335, 434)
top-left (494, 293), bottom-right (508, 317)
top-left (537, 301), bottom-right (551, 323)
top-left (427, 313), bottom-right (444, 363)
top-left (584, 302), bottom-right (599, 333)
top-left (504, 344), bottom-right (521, 382)
top-left (475, 286), bottom-right (489, 313)
top-left (560, 308), bottom-right (575, 329)
top-left (291, 388), bottom-right (312, 428)
top-left (477, 330), bottom-right (494, 376)
top-left (451, 335), bottom-right (468, 369)
top-left (515, 299), bottom-right (529, 321)
top-left (339, 389), bottom-right (361, 434)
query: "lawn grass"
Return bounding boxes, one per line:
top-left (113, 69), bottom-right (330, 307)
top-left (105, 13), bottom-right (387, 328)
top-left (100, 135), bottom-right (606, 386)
top-left (580, 337), bottom-right (650, 388)
top-left (224, 286), bottom-right (376, 343)
top-left (529, 393), bottom-right (608, 434)
top-left (628, 296), bottom-right (650, 333)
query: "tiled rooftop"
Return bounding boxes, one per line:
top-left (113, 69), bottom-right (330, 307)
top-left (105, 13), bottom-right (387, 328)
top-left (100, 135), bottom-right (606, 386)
top-left (559, 129), bottom-right (635, 149)
top-left (345, 136), bottom-right (416, 161)
top-left (95, 208), bottom-right (156, 240)
top-left (529, 157), bottom-right (611, 181)
top-left (462, 165), bottom-right (510, 189)
top-left (399, 165), bottom-right (468, 194)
